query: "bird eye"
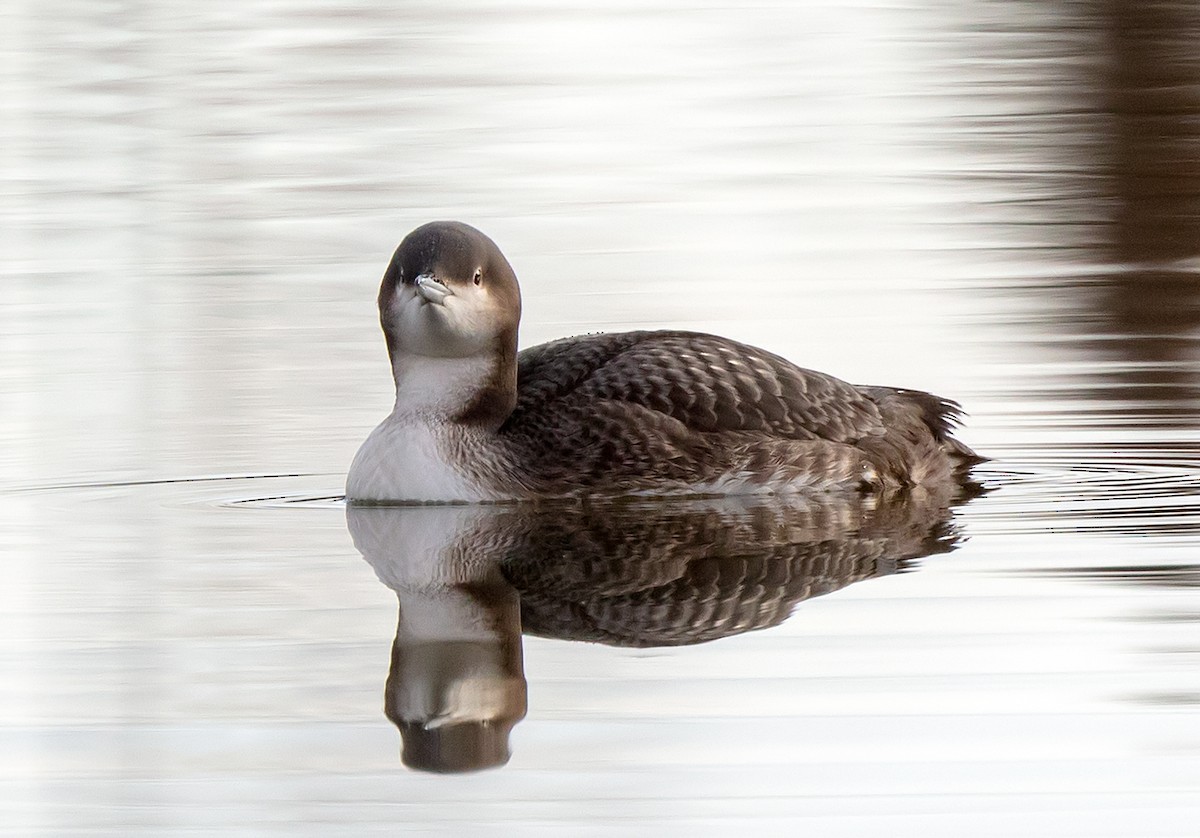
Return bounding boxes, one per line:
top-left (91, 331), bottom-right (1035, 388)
top-left (472, 268), bottom-right (483, 286)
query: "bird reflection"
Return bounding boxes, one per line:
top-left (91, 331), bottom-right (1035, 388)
top-left (346, 484), bottom-right (973, 773)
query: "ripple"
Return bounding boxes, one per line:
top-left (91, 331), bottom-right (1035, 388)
top-left (967, 443), bottom-right (1200, 537)
top-left (1, 472), bottom-right (319, 495)
top-left (0, 472), bottom-right (349, 511)
top-left (10, 452), bottom-right (1199, 541)
top-left (223, 492), bottom-right (345, 510)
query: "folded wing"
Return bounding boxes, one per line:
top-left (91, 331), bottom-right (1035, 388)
top-left (504, 330), bottom-right (887, 443)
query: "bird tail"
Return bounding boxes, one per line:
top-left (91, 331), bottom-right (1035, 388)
top-left (861, 386), bottom-right (987, 471)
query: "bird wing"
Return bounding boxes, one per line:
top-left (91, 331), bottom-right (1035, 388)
top-left (503, 330), bottom-right (886, 442)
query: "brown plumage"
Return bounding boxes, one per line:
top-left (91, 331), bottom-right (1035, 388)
top-left (481, 330), bottom-right (981, 496)
top-left (347, 221), bottom-right (982, 502)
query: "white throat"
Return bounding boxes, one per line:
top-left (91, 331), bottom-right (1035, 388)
top-left (391, 353), bottom-right (496, 420)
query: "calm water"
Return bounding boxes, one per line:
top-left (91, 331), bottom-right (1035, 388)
top-left (4, 0), bottom-right (1200, 835)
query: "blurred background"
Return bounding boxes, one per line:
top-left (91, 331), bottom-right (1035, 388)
top-left (2, 0), bottom-right (1199, 835)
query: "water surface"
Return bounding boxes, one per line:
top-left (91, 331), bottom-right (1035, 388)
top-left (3, 1), bottom-right (1200, 835)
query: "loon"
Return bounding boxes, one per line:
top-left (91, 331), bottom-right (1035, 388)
top-left (346, 221), bottom-right (981, 503)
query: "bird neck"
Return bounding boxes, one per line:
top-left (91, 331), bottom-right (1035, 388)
top-left (390, 349), bottom-right (517, 430)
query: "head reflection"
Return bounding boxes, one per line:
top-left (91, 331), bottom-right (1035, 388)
top-left (346, 486), bottom-right (971, 773)
top-left (348, 506), bottom-right (527, 773)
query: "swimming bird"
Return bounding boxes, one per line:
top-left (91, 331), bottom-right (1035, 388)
top-left (346, 221), bottom-right (981, 503)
